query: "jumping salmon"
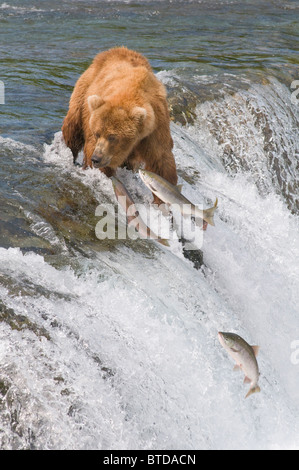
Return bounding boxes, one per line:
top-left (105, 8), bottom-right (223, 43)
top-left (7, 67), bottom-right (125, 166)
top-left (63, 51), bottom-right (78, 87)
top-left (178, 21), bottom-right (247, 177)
top-left (139, 169), bottom-right (218, 226)
top-left (111, 176), bottom-right (169, 247)
top-left (218, 332), bottom-right (261, 399)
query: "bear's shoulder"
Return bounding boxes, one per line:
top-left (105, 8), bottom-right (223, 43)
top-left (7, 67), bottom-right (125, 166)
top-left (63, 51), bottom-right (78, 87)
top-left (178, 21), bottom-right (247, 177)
top-left (92, 47), bottom-right (152, 72)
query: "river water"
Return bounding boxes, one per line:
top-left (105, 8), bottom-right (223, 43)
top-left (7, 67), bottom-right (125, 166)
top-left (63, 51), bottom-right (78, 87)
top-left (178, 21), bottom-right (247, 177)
top-left (0, 0), bottom-right (299, 449)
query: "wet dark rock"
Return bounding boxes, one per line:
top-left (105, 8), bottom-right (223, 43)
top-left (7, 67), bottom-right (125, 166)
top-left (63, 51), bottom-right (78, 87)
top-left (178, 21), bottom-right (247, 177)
top-left (0, 300), bottom-right (50, 340)
top-left (179, 237), bottom-right (204, 270)
top-left (167, 88), bottom-right (198, 126)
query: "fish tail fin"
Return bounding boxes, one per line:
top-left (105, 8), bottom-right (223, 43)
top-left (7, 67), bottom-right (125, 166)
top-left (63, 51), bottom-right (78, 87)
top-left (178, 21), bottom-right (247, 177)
top-left (158, 238), bottom-right (170, 247)
top-left (245, 385), bottom-right (261, 399)
top-left (203, 198), bottom-right (218, 226)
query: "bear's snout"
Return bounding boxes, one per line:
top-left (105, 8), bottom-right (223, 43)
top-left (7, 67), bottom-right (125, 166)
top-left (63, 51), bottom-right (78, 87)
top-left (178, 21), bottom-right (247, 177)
top-left (91, 154), bottom-right (111, 169)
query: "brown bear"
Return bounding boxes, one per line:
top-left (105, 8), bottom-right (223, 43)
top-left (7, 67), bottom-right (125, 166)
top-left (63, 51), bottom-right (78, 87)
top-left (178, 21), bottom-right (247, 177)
top-left (62, 47), bottom-right (177, 201)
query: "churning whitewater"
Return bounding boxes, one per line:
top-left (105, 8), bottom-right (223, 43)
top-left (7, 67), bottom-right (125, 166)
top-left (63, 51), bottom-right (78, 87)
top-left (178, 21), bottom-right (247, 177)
top-left (0, 74), bottom-right (299, 449)
top-left (1, 0), bottom-right (299, 448)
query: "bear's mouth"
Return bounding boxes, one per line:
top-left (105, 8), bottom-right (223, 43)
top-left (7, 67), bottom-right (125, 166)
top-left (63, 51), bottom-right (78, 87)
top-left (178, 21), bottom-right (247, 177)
top-left (92, 161), bottom-right (103, 169)
top-left (91, 155), bottom-right (112, 169)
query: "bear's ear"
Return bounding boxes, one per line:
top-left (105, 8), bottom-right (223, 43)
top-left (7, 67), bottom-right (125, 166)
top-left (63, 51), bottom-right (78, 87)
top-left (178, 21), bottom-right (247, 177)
top-left (87, 95), bottom-right (105, 112)
top-left (131, 106), bottom-right (147, 122)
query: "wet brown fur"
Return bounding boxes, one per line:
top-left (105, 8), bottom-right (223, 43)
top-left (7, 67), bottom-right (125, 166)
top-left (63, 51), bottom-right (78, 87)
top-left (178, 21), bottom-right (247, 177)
top-left (62, 47), bottom-right (177, 201)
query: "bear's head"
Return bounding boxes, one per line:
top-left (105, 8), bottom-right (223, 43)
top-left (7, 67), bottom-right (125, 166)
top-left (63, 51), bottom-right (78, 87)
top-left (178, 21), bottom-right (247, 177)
top-left (87, 95), bottom-right (155, 170)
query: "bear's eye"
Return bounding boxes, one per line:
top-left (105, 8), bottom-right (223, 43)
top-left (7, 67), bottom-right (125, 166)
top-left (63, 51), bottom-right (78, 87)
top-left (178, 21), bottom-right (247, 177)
top-left (108, 134), bottom-right (117, 143)
top-left (94, 132), bottom-right (101, 139)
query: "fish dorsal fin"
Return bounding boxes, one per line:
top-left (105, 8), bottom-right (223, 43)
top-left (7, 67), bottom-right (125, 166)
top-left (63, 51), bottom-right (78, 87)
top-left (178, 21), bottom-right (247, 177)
top-left (251, 346), bottom-right (260, 357)
top-left (176, 184), bottom-right (183, 193)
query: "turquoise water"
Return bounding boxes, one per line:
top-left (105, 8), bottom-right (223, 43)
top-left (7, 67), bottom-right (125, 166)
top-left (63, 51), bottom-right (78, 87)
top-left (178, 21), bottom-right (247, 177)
top-left (1, 0), bottom-right (298, 142)
top-left (0, 0), bottom-right (299, 450)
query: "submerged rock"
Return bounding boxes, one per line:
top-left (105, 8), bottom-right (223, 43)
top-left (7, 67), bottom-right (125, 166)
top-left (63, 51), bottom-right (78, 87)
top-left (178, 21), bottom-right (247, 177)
top-left (0, 301), bottom-right (50, 340)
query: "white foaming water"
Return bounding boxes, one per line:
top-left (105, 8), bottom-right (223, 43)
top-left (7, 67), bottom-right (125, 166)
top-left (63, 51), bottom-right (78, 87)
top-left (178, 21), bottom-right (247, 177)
top-left (0, 136), bottom-right (37, 154)
top-left (1, 78), bottom-right (299, 449)
top-left (187, 77), bottom-right (299, 212)
top-left (0, 3), bottom-right (48, 13)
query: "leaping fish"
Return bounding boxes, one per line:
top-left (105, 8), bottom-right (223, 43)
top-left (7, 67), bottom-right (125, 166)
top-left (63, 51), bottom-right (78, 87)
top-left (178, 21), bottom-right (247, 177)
top-left (139, 169), bottom-right (218, 227)
top-left (218, 332), bottom-right (261, 399)
top-left (111, 176), bottom-right (169, 247)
